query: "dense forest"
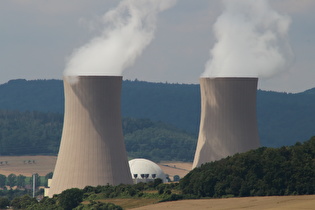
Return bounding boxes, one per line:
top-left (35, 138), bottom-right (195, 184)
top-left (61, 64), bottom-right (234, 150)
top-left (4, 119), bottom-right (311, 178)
top-left (0, 110), bottom-right (196, 162)
top-left (0, 79), bottom-right (314, 148)
top-left (0, 110), bottom-right (62, 156)
top-left (180, 136), bottom-right (315, 197)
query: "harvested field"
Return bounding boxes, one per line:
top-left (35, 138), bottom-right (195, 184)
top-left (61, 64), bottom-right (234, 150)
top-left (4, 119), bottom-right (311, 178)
top-left (132, 195), bottom-right (315, 210)
top-left (0, 156), bottom-right (57, 176)
top-left (158, 162), bottom-right (192, 180)
top-left (0, 156), bottom-right (192, 179)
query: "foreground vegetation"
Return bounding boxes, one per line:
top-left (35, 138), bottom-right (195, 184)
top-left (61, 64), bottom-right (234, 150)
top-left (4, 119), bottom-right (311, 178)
top-left (180, 136), bottom-right (315, 197)
top-left (5, 179), bottom-right (181, 209)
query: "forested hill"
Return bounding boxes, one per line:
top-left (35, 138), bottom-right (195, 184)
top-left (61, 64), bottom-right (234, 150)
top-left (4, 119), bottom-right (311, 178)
top-left (180, 136), bottom-right (315, 197)
top-left (0, 79), bottom-right (64, 113)
top-left (0, 110), bottom-right (196, 161)
top-left (0, 79), bottom-right (314, 148)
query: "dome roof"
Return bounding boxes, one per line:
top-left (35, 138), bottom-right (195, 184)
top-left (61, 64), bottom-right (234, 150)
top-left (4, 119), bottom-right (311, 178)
top-left (129, 158), bottom-right (166, 182)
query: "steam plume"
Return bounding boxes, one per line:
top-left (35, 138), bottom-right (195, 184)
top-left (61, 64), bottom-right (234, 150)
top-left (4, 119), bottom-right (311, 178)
top-left (202, 0), bottom-right (293, 78)
top-left (64, 0), bottom-right (176, 77)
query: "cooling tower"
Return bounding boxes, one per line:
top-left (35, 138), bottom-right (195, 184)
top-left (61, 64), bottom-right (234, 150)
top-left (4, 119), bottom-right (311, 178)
top-left (47, 76), bottom-right (132, 197)
top-left (192, 77), bottom-right (260, 168)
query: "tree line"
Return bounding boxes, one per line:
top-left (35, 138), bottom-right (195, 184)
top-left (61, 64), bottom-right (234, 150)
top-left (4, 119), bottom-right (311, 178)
top-left (0, 172), bottom-right (53, 209)
top-left (0, 172), bottom-right (53, 190)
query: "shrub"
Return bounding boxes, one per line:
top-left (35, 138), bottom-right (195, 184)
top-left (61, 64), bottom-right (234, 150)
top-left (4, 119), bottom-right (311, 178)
top-left (58, 188), bottom-right (83, 210)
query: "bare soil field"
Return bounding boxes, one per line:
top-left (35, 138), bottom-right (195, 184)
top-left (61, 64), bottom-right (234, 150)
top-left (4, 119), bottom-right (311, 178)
top-left (132, 195), bottom-right (315, 210)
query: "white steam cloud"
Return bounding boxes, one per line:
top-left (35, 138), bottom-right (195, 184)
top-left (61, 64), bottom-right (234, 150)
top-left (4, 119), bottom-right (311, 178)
top-left (202, 0), bottom-right (293, 78)
top-left (64, 0), bottom-right (176, 77)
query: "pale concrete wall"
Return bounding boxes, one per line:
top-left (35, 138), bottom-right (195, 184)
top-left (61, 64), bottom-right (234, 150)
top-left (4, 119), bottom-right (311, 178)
top-left (193, 77), bottom-right (260, 168)
top-left (47, 76), bottom-right (132, 197)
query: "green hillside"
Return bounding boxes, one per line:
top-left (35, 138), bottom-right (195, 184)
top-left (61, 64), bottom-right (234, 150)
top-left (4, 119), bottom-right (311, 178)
top-left (0, 79), bottom-right (64, 113)
top-left (0, 79), bottom-right (314, 148)
top-left (0, 110), bottom-right (196, 161)
top-left (180, 136), bottom-right (315, 197)
top-left (0, 110), bottom-right (62, 155)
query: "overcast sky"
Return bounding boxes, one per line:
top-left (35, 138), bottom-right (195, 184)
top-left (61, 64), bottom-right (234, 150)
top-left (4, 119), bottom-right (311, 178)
top-left (1, 0), bottom-right (314, 93)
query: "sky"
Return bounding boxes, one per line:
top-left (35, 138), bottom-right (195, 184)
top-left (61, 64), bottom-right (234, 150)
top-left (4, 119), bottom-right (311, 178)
top-left (0, 0), bottom-right (314, 93)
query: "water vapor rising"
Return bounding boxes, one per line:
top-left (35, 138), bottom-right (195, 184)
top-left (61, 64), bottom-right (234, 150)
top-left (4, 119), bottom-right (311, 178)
top-left (202, 0), bottom-right (293, 78)
top-left (64, 0), bottom-right (176, 77)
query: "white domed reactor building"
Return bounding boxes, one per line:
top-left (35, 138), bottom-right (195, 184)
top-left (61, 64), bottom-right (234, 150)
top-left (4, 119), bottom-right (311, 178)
top-left (129, 159), bottom-right (166, 183)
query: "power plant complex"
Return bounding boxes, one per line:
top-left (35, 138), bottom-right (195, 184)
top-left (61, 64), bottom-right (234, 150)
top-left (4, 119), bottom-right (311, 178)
top-left (193, 77), bottom-right (260, 168)
top-left (46, 76), bottom-right (132, 197)
top-left (46, 76), bottom-right (260, 196)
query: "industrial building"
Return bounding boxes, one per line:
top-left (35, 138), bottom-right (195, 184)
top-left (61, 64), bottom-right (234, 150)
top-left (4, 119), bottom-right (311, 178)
top-left (46, 76), bottom-right (132, 197)
top-left (193, 77), bottom-right (260, 168)
top-left (129, 158), bottom-right (167, 183)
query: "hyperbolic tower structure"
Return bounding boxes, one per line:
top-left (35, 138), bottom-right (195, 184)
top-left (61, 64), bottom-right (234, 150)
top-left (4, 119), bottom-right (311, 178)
top-left (47, 76), bottom-right (132, 197)
top-left (192, 77), bottom-right (260, 168)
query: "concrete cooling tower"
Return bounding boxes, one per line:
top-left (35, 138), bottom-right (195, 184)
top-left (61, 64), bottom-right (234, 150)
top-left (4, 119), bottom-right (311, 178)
top-left (47, 76), bottom-right (132, 197)
top-left (192, 77), bottom-right (260, 168)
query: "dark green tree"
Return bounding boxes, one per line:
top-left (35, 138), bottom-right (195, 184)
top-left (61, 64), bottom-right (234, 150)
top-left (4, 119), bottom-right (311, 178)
top-left (75, 200), bottom-right (122, 210)
top-left (0, 175), bottom-right (6, 188)
top-left (7, 174), bottom-right (17, 189)
top-left (26, 197), bottom-right (61, 210)
top-left (154, 178), bottom-right (163, 187)
top-left (0, 197), bottom-right (10, 209)
top-left (58, 188), bottom-right (83, 210)
top-left (16, 174), bottom-right (26, 189)
top-left (10, 194), bottom-right (37, 209)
